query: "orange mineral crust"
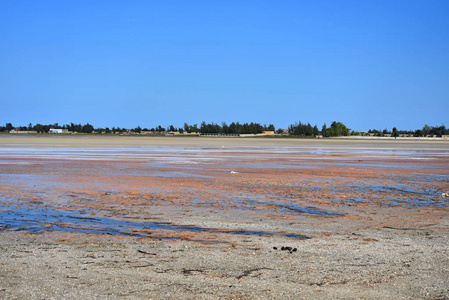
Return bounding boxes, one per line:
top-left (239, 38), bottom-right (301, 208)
top-left (1, 136), bottom-right (448, 240)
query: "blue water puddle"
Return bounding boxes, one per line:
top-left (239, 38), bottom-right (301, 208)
top-left (408, 173), bottom-right (449, 182)
top-left (381, 173), bottom-right (449, 183)
top-left (149, 171), bottom-right (212, 178)
top-left (225, 162), bottom-right (318, 169)
top-left (109, 171), bottom-right (212, 178)
top-left (0, 174), bottom-right (40, 181)
top-left (333, 194), bottom-right (447, 208)
top-left (346, 182), bottom-right (440, 198)
top-left (144, 162), bottom-right (203, 170)
top-left (336, 162), bottom-right (432, 170)
top-left (222, 195), bottom-right (342, 216)
top-left (0, 201), bottom-right (309, 240)
top-left (0, 174), bottom-right (77, 192)
top-left (269, 201), bottom-right (343, 216)
top-left (333, 197), bottom-right (369, 204)
top-left (95, 164), bottom-right (213, 178)
top-left (380, 198), bottom-right (446, 207)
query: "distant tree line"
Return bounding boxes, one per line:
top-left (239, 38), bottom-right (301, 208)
top-left (288, 121), bottom-right (350, 137)
top-left (0, 121), bottom-right (275, 135)
top-left (365, 124), bottom-right (449, 137)
top-left (0, 122), bottom-right (96, 133)
top-left (188, 121), bottom-right (275, 134)
top-left (1, 122), bottom-right (448, 137)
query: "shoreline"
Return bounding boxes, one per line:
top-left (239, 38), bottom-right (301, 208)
top-left (2, 132), bottom-right (449, 142)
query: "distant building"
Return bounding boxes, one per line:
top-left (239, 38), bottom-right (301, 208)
top-left (49, 128), bottom-right (63, 134)
top-left (9, 130), bottom-right (37, 134)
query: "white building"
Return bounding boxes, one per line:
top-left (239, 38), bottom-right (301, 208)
top-left (49, 128), bottom-right (63, 134)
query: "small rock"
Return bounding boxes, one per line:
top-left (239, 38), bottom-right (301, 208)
top-left (279, 246), bottom-right (296, 252)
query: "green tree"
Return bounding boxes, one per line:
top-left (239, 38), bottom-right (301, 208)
top-left (414, 129), bottom-right (423, 137)
top-left (183, 123), bottom-right (190, 133)
top-left (229, 122), bottom-right (237, 134)
top-left (190, 124), bottom-right (199, 133)
top-left (330, 121), bottom-right (350, 136)
top-left (321, 123), bottom-right (328, 137)
top-left (199, 121), bottom-right (207, 134)
top-left (392, 127), bottom-right (399, 138)
top-left (133, 126), bottom-right (142, 133)
top-left (222, 122), bottom-right (229, 134)
top-left (305, 123), bottom-right (313, 136)
top-left (33, 124), bottom-right (44, 133)
top-left (82, 123), bottom-right (94, 133)
top-left (422, 124), bottom-right (431, 137)
top-left (276, 128), bottom-right (285, 134)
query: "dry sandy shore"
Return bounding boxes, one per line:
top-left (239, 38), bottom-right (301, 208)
top-left (0, 136), bottom-right (448, 299)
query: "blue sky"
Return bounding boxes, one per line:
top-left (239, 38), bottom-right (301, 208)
top-left (1, 0), bottom-right (448, 131)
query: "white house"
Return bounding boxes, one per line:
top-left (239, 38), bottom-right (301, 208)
top-left (49, 128), bottom-right (63, 134)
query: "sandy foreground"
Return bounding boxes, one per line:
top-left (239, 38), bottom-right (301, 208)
top-left (0, 135), bottom-right (448, 299)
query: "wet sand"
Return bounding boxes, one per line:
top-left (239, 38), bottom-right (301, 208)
top-left (1, 136), bottom-right (448, 299)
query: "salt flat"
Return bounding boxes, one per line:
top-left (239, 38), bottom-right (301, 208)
top-left (0, 135), bottom-right (448, 299)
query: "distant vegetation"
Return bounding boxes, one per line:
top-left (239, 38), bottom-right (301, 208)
top-left (288, 121), bottom-right (350, 137)
top-left (1, 121), bottom-right (448, 137)
top-left (0, 121), bottom-right (276, 135)
top-left (365, 124), bottom-right (448, 137)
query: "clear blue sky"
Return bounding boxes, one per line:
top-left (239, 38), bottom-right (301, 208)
top-left (1, 0), bottom-right (448, 131)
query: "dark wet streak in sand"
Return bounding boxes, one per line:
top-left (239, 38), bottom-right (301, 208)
top-left (0, 202), bottom-right (309, 241)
